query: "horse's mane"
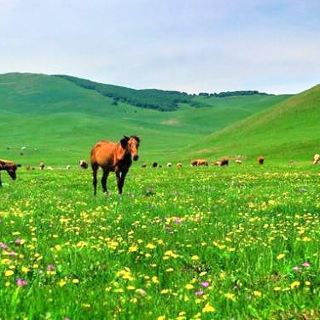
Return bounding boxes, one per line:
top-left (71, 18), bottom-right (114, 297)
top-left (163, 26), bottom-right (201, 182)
top-left (130, 135), bottom-right (140, 143)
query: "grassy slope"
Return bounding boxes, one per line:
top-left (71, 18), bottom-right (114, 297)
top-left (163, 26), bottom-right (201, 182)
top-left (190, 85), bottom-right (320, 162)
top-left (0, 73), bottom-right (289, 165)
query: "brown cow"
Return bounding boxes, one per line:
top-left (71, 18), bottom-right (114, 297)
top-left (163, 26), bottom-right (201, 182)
top-left (191, 159), bottom-right (208, 166)
top-left (176, 162), bottom-right (183, 168)
top-left (0, 159), bottom-right (21, 187)
top-left (213, 158), bottom-right (229, 166)
top-left (220, 158), bottom-right (229, 166)
top-left (257, 156), bottom-right (265, 165)
top-left (90, 135), bottom-right (140, 195)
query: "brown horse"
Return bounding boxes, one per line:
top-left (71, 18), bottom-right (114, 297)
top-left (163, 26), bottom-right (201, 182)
top-left (0, 159), bottom-right (21, 187)
top-left (90, 135), bottom-right (140, 195)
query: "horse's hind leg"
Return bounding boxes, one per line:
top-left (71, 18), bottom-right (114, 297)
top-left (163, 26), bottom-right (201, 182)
top-left (92, 164), bottom-right (98, 196)
top-left (101, 168), bottom-right (109, 195)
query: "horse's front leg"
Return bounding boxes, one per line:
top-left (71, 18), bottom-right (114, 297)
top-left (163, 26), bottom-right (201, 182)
top-left (101, 168), bottom-right (110, 195)
top-left (117, 169), bottom-right (128, 195)
top-left (0, 173), bottom-right (2, 187)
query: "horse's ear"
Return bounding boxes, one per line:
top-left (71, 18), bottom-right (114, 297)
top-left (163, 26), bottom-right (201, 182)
top-left (120, 137), bottom-right (129, 148)
top-left (124, 135), bottom-right (129, 140)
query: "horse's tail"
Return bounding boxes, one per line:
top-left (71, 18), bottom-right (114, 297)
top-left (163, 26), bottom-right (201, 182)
top-left (90, 146), bottom-right (98, 169)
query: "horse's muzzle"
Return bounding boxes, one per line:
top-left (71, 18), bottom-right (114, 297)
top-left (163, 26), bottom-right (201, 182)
top-left (133, 155), bottom-right (139, 161)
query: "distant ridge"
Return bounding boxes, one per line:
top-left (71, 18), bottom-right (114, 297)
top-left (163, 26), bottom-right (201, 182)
top-left (55, 74), bottom-right (271, 112)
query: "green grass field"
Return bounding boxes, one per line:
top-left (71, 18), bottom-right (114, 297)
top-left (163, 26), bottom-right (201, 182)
top-left (0, 165), bottom-right (320, 319)
top-left (1, 73), bottom-right (320, 319)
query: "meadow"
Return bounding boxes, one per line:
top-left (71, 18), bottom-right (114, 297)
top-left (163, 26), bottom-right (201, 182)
top-left (0, 73), bottom-right (289, 164)
top-left (1, 164), bottom-right (320, 319)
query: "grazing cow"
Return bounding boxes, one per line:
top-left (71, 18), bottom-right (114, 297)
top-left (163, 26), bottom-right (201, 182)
top-left (213, 158), bottom-right (229, 166)
top-left (39, 162), bottom-right (45, 170)
top-left (90, 135), bottom-right (140, 195)
top-left (152, 162), bottom-right (158, 168)
top-left (191, 159), bottom-right (208, 166)
top-left (257, 156), bottom-right (265, 165)
top-left (66, 165), bottom-right (71, 170)
top-left (219, 158), bottom-right (229, 167)
top-left (166, 162), bottom-right (172, 168)
top-left (235, 159), bottom-right (242, 165)
top-left (0, 159), bottom-right (21, 187)
top-left (141, 163), bottom-right (147, 168)
top-left (79, 160), bottom-right (89, 169)
top-left (176, 162), bottom-right (183, 168)
top-left (313, 154), bottom-right (320, 165)
top-left (47, 166), bottom-right (54, 171)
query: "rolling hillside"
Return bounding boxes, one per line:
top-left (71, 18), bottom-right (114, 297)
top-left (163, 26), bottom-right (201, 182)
top-left (191, 84), bottom-right (320, 162)
top-left (0, 73), bottom-right (291, 165)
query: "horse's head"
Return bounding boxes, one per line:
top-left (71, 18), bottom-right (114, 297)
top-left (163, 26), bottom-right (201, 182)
top-left (5, 163), bottom-right (21, 180)
top-left (120, 135), bottom-right (140, 161)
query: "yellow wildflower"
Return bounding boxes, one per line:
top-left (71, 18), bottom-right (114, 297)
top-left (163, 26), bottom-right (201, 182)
top-left (185, 284), bottom-right (194, 290)
top-left (146, 243), bottom-right (156, 249)
top-left (253, 290), bottom-right (262, 297)
top-left (290, 281), bottom-right (300, 289)
top-left (202, 303), bottom-right (215, 313)
top-left (58, 279), bottom-right (67, 287)
top-left (21, 266), bottom-right (30, 273)
top-left (161, 289), bottom-right (169, 294)
top-left (4, 270), bottom-right (14, 277)
top-left (128, 245), bottom-right (138, 252)
top-left (225, 292), bottom-right (236, 301)
top-left (127, 285), bottom-right (135, 291)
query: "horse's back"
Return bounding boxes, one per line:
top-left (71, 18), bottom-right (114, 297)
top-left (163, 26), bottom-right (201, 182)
top-left (90, 140), bottom-right (117, 167)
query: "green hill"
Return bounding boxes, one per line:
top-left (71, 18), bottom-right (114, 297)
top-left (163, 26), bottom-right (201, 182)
top-left (0, 73), bottom-right (290, 165)
top-left (55, 74), bottom-right (272, 112)
top-left (191, 84), bottom-right (320, 162)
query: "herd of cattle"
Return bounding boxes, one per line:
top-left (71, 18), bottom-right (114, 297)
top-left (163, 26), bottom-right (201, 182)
top-left (145, 156), bottom-right (264, 168)
top-left (1, 141), bottom-right (320, 194)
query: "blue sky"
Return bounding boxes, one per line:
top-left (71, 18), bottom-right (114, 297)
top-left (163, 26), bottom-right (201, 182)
top-left (0, 0), bottom-right (319, 93)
